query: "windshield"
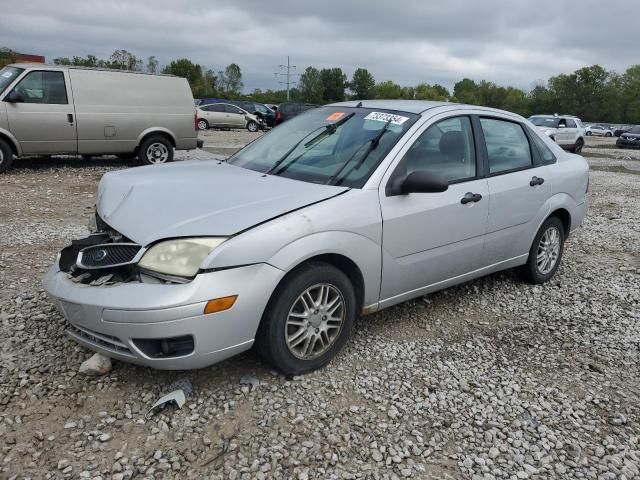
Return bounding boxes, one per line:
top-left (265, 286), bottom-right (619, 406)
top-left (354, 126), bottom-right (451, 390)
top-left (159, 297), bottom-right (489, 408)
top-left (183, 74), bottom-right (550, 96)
top-left (0, 66), bottom-right (23, 95)
top-left (530, 116), bottom-right (560, 128)
top-left (228, 106), bottom-right (418, 187)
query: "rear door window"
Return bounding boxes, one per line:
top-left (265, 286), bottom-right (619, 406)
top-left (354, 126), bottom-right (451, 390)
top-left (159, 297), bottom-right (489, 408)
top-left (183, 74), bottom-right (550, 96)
top-left (480, 118), bottom-right (533, 175)
top-left (565, 119), bottom-right (577, 128)
top-left (225, 105), bottom-right (244, 114)
top-left (204, 104), bottom-right (224, 112)
top-left (13, 70), bottom-right (68, 104)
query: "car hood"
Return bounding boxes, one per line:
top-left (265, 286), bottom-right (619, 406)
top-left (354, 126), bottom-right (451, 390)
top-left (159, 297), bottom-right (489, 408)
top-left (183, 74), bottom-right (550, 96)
top-left (96, 161), bottom-right (349, 246)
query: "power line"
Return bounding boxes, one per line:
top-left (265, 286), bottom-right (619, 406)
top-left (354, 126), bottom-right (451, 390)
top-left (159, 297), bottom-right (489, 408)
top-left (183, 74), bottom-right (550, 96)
top-left (274, 56), bottom-right (300, 101)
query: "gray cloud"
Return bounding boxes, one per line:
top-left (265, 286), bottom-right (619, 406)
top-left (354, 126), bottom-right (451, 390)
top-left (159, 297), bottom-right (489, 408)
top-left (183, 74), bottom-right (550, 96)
top-left (0, 0), bottom-right (634, 92)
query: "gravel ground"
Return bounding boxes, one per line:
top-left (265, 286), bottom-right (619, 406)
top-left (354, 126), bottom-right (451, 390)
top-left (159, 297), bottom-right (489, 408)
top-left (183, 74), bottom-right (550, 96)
top-left (0, 136), bottom-right (639, 480)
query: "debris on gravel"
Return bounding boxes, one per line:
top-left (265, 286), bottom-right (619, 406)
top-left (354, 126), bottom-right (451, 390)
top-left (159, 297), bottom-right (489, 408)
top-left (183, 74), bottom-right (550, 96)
top-left (0, 136), bottom-right (638, 479)
top-left (79, 352), bottom-right (113, 376)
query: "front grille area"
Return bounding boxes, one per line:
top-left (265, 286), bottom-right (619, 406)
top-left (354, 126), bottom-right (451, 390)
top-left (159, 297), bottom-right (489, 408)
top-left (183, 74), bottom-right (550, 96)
top-left (78, 243), bottom-right (141, 269)
top-left (67, 324), bottom-right (136, 357)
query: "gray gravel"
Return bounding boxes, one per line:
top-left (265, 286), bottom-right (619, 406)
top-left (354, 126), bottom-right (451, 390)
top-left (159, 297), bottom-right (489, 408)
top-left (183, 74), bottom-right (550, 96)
top-left (0, 137), bottom-right (638, 479)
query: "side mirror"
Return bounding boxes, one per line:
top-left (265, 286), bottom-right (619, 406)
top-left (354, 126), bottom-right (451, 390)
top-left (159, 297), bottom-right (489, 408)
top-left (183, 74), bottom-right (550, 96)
top-left (387, 170), bottom-right (449, 196)
top-left (4, 91), bottom-right (24, 103)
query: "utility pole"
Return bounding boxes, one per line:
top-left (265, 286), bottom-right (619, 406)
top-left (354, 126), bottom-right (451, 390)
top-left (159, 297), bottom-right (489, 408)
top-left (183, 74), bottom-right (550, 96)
top-left (274, 56), bottom-right (299, 101)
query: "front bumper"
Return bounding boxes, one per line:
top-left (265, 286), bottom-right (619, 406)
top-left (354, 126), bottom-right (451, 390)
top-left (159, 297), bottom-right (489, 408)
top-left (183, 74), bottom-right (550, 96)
top-left (44, 263), bottom-right (284, 369)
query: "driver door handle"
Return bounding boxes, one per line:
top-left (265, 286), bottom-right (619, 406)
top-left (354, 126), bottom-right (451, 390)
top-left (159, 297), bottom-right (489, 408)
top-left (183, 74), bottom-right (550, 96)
top-left (67, 113), bottom-right (74, 124)
top-left (461, 192), bottom-right (482, 204)
top-left (530, 176), bottom-right (545, 186)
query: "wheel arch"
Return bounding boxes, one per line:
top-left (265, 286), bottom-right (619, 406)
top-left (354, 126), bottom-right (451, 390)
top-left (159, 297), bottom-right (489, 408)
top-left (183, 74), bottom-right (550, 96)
top-left (136, 128), bottom-right (177, 150)
top-left (548, 207), bottom-right (571, 236)
top-left (0, 129), bottom-right (21, 156)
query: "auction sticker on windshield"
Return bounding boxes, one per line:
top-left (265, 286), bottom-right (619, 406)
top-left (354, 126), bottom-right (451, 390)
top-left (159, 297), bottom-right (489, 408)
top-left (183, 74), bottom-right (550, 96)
top-left (1, 72), bottom-right (13, 78)
top-left (326, 112), bottom-right (346, 121)
top-left (364, 112), bottom-right (409, 125)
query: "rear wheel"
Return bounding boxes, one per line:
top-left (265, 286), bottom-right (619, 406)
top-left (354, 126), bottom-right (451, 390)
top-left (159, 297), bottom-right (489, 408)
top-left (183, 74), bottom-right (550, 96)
top-left (138, 136), bottom-right (173, 165)
top-left (571, 138), bottom-right (584, 154)
top-left (247, 121), bottom-right (259, 132)
top-left (0, 138), bottom-right (14, 173)
top-left (517, 216), bottom-right (565, 284)
top-left (255, 262), bottom-right (356, 374)
top-left (197, 119), bottom-right (209, 131)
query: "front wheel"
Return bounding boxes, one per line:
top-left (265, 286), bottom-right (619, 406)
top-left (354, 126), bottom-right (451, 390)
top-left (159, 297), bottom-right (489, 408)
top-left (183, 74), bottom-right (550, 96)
top-left (517, 217), bottom-right (565, 284)
top-left (138, 136), bottom-right (173, 165)
top-left (255, 262), bottom-right (356, 374)
top-left (606, 132), bottom-right (612, 137)
top-left (0, 138), bottom-right (15, 173)
top-left (247, 121), bottom-right (259, 132)
top-left (571, 138), bottom-right (584, 154)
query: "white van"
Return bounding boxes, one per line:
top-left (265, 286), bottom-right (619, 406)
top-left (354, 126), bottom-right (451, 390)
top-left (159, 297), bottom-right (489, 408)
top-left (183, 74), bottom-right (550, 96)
top-left (0, 64), bottom-right (201, 172)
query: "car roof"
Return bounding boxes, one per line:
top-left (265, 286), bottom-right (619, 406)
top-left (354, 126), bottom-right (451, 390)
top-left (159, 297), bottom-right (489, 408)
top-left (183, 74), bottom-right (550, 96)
top-left (329, 100), bottom-right (450, 114)
top-left (7, 63), bottom-right (177, 77)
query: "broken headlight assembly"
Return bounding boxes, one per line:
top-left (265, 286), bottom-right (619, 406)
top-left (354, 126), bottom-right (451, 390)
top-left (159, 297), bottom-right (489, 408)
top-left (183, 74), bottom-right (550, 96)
top-left (137, 237), bottom-right (227, 278)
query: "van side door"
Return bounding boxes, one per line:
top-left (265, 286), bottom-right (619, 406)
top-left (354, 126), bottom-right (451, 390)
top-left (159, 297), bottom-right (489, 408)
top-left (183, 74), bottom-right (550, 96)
top-left (4, 69), bottom-right (77, 154)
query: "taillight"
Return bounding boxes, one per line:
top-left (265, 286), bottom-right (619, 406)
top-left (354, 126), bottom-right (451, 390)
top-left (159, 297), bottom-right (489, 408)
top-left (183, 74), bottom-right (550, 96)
top-left (194, 112), bottom-right (198, 131)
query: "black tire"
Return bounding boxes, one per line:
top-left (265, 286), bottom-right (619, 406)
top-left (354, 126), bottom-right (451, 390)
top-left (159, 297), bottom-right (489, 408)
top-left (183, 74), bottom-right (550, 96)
top-left (138, 136), bottom-right (173, 165)
top-left (247, 121), bottom-right (259, 133)
top-left (116, 153), bottom-right (137, 161)
top-left (517, 216), bottom-right (565, 284)
top-left (197, 119), bottom-right (209, 131)
top-left (0, 139), bottom-right (15, 173)
top-left (586, 131), bottom-right (592, 136)
top-left (255, 262), bottom-right (356, 375)
top-left (571, 138), bottom-right (584, 154)
top-left (606, 132), bottom-right (612, 137)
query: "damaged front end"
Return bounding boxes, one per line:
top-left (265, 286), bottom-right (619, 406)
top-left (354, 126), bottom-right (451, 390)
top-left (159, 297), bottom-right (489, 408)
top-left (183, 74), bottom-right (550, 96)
top-left (58, 215), bottom-right (174, 286)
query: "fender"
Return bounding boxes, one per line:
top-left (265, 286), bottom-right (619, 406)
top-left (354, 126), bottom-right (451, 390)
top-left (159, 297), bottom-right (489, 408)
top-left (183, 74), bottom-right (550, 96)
top-left (266, 231), bottom-right (382, 309)
top-left (527, 192), bottom-right (578, 245)
top-left (135, 127), bottom-right (177, 148)
top-left (0, 127), bottom-right (22, 156)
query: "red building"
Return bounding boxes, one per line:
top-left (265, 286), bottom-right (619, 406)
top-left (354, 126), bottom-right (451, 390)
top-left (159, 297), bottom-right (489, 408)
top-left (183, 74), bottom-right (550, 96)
top-left (16, 53), bottom-right (45, 63)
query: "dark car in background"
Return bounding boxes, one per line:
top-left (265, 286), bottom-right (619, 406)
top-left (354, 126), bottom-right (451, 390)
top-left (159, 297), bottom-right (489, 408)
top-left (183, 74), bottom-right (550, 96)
top-left (616, 126), bottom-right (640, 148)
top-left (614, 126), bottom-right (633, 137)
top-left (200, 98), bottom-right (276, 127)
top-left (276, 102), bottom-right (319, 125)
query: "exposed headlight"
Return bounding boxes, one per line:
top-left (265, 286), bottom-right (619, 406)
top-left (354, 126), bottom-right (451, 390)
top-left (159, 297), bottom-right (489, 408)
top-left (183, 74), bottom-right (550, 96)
top-left (138, 237), bottom-right (226, 278)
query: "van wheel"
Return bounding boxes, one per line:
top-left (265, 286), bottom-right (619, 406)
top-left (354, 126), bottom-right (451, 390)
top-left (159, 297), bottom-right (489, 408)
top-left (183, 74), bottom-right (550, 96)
top-left (255, 262), bottom-right (356, 375)
top-left (0, 138), bottom-right (15, 173)
top-left (247, 121), bottom-right (259, 132)
top-left (197, 119), bottom-right (209, 131)
top-left (138, 136), bottom-right (173, 165)
top-left (517, 216), bottom-right (565, 284)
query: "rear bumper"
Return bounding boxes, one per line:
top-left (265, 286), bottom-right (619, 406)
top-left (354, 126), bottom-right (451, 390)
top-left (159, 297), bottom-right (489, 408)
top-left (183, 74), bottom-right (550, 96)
top-left (570, 200), bottom-right (588, 233)
top-left (44, 263), bottom-right (284, 369)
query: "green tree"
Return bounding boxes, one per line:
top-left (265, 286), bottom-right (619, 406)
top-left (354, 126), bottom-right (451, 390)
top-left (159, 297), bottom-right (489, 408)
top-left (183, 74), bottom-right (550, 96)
top-left (109, 49), bottom-right (142, 71)
top-left (320, 67), bottom-right (348, 102)
top-left (452, 78), bottom-right (479, 104)
top-left (621, 65), bottom-right (640, 123)
top-left (372, 80), bottom-right (404, 99)
top-left (0, 48), bottom-right (18, 68)
top-left (349, 68), bottom-right (375, 99)
top-left (163, 58), bottom-right (203, 85)
top-left (298, 66), bottom-right (324, 103)
top-left (218, 63), bottom-right (243, 97)
top-left (413, 83), bottom-right (450, 101)
top-left (146, 55), bottom-right (159, 74)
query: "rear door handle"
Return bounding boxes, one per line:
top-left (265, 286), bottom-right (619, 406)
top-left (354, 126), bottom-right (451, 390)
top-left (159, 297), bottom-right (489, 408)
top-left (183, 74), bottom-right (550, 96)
top-left (530, 176), bottom-right (544, 186)
top-left (461, 192), bottom-right (483, 204)
top-left (67, 113), bottom-right (74, 124)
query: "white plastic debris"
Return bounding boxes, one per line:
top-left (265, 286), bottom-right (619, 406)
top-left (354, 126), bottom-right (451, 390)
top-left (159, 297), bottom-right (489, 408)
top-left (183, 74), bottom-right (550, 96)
top-left (145, 390), bottom-right (186, 419)
top-left (79, 353), bottom-right (112, 376)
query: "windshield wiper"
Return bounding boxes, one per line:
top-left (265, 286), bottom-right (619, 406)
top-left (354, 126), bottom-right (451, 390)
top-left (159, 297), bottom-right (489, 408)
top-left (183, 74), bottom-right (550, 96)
top-left (266, 112), bottom-right (355, 175)
top-left (327, 119), bottom-right (392, 186)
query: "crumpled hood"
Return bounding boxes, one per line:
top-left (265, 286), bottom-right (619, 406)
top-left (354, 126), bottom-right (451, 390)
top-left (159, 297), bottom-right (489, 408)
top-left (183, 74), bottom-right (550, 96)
top-left (96, 161), bottom-right (349, 246)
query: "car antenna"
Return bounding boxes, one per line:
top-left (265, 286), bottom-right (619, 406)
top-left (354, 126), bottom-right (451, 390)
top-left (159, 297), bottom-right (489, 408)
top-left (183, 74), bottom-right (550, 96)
top-left (355, 101), bottom-right (362, 108)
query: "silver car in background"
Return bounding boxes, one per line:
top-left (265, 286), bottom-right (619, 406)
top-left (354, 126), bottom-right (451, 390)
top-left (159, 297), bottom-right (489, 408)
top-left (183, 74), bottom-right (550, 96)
top-left (197, 103), bottom-right (262, 132)
top-left (45, 100), bottom-right (589, 374)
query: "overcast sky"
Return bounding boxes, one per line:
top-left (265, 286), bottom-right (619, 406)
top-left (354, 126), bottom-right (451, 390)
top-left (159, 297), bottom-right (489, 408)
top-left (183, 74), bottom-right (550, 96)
top-left (0, 0), bottom-right (634, 93)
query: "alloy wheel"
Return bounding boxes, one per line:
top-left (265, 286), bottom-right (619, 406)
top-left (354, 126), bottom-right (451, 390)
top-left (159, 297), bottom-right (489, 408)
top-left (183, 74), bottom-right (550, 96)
top-left (285, 283), bottom-right (345, 360)
top-left (536, 226), bottom-right (561, 274)
top-left (198, 120), bottom-right (208, 130)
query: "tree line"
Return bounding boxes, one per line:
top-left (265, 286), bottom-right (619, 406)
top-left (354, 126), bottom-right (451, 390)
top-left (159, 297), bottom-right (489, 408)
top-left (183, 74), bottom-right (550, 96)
top-left (3, 47), bottom-right (639, 124)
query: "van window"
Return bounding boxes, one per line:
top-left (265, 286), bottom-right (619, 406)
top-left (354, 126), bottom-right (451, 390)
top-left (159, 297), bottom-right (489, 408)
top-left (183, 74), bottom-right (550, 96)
top-left (0, 66), bottom-right (24, 94)
top-left (13, 71), bottom-right (68, 104)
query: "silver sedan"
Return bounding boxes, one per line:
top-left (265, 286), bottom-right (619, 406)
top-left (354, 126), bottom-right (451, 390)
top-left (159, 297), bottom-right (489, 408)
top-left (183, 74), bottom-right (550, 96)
top-left (45, 100), bottom-right (589, 374)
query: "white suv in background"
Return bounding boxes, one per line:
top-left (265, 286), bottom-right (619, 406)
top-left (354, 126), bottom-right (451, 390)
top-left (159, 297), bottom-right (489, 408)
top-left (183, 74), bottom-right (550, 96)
top-left (529, 115), bottom-right (585, 154)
